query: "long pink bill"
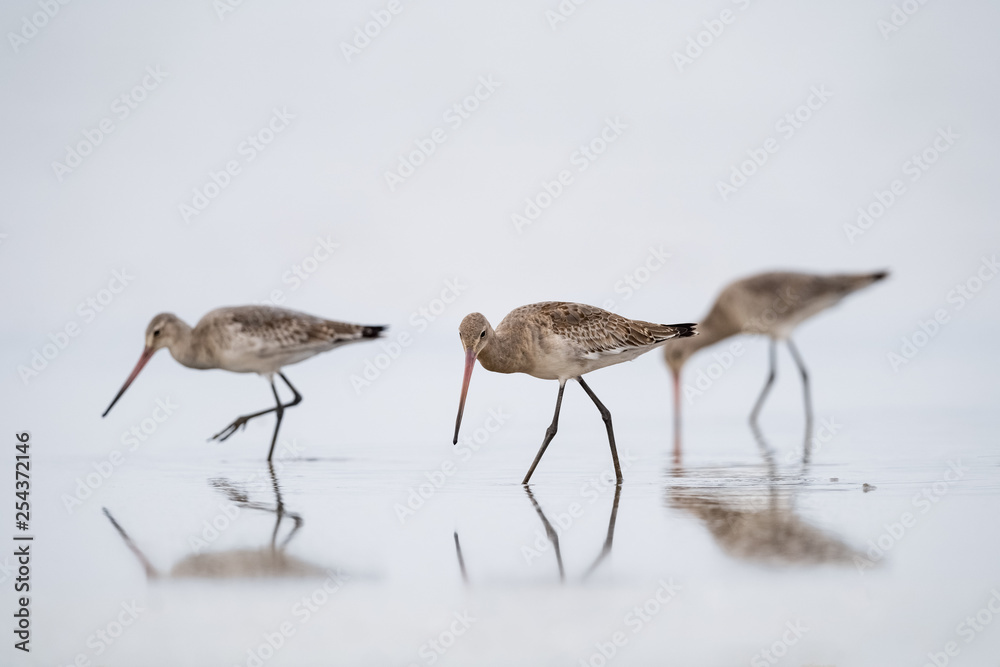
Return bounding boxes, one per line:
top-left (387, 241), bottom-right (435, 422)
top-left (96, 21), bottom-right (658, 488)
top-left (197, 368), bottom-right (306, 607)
top-left (453, 348), bottom-right (476, 445)
top-left (102, 347), bottom-right (155, 417)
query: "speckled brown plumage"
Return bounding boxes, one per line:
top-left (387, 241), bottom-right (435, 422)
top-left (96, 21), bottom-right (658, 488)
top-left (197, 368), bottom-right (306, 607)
top-left (663, 270), bottom-right (888, 452)
top-left (466, 301), bottom-right (696, 381)
top-left (454, 301), bottom-right (698, 484)
top-left (151, 305), bottom-right (385, 374)
top-left (516, 301), bottom-right (695, 358)
top-left (103, 305), bottom-right (386, 460)
top-left (665, 271), bottom-right (888, 369)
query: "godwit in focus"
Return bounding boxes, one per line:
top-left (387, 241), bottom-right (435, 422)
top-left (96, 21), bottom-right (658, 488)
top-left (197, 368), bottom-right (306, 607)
top-left (453, 302), bottom-right (696, 484)
top-left (102, 305), bottom-right (385, 460)
top-left (664, 270), bottom-right (888, 454)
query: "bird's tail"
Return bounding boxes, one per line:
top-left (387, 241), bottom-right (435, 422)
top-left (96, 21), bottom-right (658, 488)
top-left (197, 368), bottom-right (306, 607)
top-left (361, 325), bottom-right (387, 339)
top-left (657, 322), bottom-right (698, 341)
top-left (838, 270), bottom-right (890, 293)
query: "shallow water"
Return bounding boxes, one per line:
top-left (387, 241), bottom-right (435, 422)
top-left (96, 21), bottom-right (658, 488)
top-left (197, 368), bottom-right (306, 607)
top-left (22, 405), bottom-right (1000, 667)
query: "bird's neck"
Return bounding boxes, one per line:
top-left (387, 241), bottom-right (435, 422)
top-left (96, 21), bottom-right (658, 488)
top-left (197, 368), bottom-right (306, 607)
top-left (678, 306), bottom-right (741, 359)
top-left (477, 328), bottom-right (523, 375)
top-left (167, 321), bottom-right (210, 369)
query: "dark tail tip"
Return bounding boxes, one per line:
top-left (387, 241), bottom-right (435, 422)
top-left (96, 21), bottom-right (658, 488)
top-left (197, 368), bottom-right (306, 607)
top-left (361, 325), bottom-right (387, 339)
top-left (871, 270), bottom-right (889, 282)
top-left (669, 323), bottom-right (698, 338)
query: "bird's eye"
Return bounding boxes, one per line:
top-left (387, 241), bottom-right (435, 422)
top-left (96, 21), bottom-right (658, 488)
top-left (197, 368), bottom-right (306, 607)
top-left (153, 329), bottom-right (161, 337)
top-left (480, 330), bottom-right (486, 338)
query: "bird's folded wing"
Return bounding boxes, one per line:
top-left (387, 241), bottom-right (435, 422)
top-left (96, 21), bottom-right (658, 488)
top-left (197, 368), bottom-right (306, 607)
top-left (220, 307), bottom-right (364, 357)
top-left (541, 302), bottom-right (693, 357)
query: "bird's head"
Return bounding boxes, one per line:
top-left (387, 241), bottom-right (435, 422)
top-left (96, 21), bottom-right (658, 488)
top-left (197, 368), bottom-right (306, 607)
top-left (664, 337), bottom-right (696, 377)
top-left (145, 312), bottom-right (184, 352)
top-left (458, 312), bottom-right (493, 357)
top-left (102, 312), bottom-right (184, 418)
top-left (453, 313), bottom-right (494, 445)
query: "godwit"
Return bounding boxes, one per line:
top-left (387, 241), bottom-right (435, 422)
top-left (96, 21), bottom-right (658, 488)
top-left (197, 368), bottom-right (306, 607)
top-left (664, 270), bottom-right (888, 453)
top-left (102, 305), bottom-right (385, 460)
top-left (453, 301), bottom-right (696, 484)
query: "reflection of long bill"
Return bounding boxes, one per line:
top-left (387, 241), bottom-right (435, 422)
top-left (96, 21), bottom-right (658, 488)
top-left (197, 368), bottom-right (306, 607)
top-left (453, 348), bottom-right (476, 444)
top-left (102, 347), bottom-right (155, 417)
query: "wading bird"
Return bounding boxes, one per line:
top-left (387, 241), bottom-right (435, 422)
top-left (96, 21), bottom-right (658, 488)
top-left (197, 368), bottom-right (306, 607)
top-left (664, 271), bottom-right (888, 455)
top-left (453, 302), bottom-right (696, 484)
top-left (102, 306), bottom-right (385, 460)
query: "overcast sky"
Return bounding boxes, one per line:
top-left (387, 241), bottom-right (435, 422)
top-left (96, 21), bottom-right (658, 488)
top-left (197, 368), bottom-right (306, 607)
top-left (2, 0), bottom-right (998, 457)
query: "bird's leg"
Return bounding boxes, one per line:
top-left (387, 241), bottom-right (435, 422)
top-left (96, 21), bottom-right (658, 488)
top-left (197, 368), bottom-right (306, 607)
top-left (785, 339), bottom-right (814, 461)
top-left (582, 482), bottom-right (621, 580)
top-left (577, 377), bottom-right (622, 485)
top-left (268, 460), bottom-right (284, 549)
top-left (210, 373), bottom-right (303, 448)
top-left (750, 421), bottom-right (777, 470)
top-left (522, 382), bottom-right (566, 485)
top-left (266, 378), bottom-right (286, 462)
top-left (261, 461), bottom-right (302, 549)
top-left (524, 485), bottom-right (565, 582)
top-left (672, 371), bottom-right (682, 464)
top-left (749, 339), bottom-right (778, 427)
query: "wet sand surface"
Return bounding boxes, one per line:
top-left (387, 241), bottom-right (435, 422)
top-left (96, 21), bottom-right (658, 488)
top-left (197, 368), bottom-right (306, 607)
top-left (29, 406), bottom-right (1000, 667)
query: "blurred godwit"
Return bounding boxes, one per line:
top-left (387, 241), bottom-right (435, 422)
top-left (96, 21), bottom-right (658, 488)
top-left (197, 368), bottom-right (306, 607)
top-left (102, 305), bottom-right (385, 460)
top-left (664, 270), bottom-right (888, 454)
top-left (453, 301), bottom-right (696, 484)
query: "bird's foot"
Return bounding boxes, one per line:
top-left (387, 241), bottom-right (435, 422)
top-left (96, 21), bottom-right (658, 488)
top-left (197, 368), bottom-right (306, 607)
top-left (210, 416), bottom-right (252, 442)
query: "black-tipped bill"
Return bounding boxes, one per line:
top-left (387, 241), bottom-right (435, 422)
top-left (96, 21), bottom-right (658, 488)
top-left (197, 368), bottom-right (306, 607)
top-left (102, 347), bottom-right (154, 417)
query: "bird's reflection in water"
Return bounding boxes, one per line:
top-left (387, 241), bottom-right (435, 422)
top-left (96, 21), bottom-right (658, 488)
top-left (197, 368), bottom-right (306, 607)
top-left (453, 483), bottom-right (621, 584)
top-left (666, 430), bottom-right (860, 566)
top-left (104, 462), bottom-right (328, 579)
